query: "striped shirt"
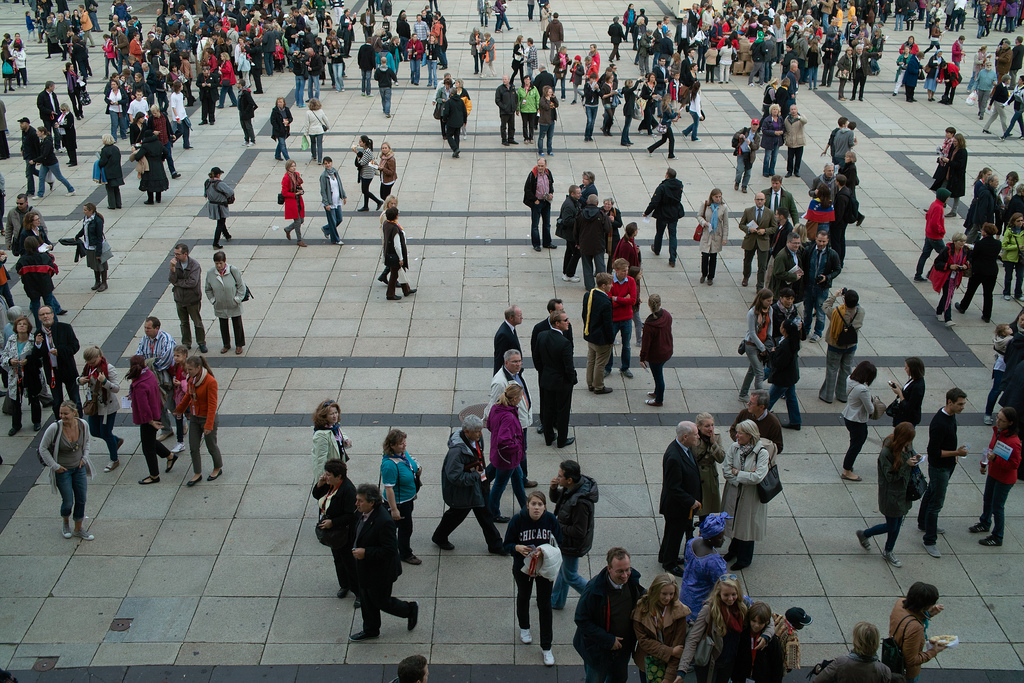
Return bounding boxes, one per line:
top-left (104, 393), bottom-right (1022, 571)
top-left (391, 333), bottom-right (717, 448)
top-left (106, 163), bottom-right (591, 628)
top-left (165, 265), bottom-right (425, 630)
top-left (136, 330), bottom-right (176, 371)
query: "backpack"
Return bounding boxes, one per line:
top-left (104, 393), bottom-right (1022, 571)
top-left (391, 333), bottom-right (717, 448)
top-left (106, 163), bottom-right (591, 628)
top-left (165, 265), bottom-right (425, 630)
top-left (833, 307), bottom-right (858, 346)
top-left (881, 615), bottom-right (917, 675)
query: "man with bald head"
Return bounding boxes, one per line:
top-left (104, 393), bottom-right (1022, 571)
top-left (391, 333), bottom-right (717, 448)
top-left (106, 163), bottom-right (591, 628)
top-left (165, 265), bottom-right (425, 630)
top-left (658, 420), bottom-right (702, 576)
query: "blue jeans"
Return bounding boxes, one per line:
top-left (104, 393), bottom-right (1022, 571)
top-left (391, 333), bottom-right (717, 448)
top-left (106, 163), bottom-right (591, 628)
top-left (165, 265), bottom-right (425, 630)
top-left (584, 105), bottom-right (598, 139)
top-left (605, 319), bottom-right (632, 372)
top-left (88, 413), bottom-right (120, 462)
top-left (109, 111), bottom-right (128, 139)
top-left (735, 155), bottom-right (752, 188)
top-left (552, 554), bottom-right (589, 608)
top-left (653, 219), bottom-right (678, 263)
top-left (409, 58), bottom-right (421, 84)
top-left (863, 514), bottom-right (905, 552)
top-left (489, 466), bottom-right (526, 517)
top-left (381, 87), bottom-right (392, 115)
top-left (803, 285), bottom-right (828, 337)
top-left (986, 369), bottom-right (1004, 415)
top-left (768, 384), bottom-right (801, 426)
top-left (496, 11), bottom-right (512, 30)
top-left (307, 75), bottom-right (321, 100)
top-left (218, 85), bottom-right (238, 107)
top-left (1004, 260), bottom-right (1024, 298)
top-left (294, 76), bottom-right (307, 106)
top-left (530, 200), bottom-right (552, 247)
top-left (762, 146), bottom-right (779, 176)
top-left (55, 464), bottom-right (88, 521)
top-left (1003, 110), bottom-right (1024, 138)
top-left (538, 123), bottom-right (554, 154)
top-left (918, 465), bottom-right (953, 546)
top-left (620, 115), bottom-right (633, 145)
top-left (29, 292), bottom-right (63, 330)
top-left (264, 52), bottom-right (275, 75)
top-left (36, 163), bottom-right (74, 197)
top-left (324, 206), bottom-right (343, 243)
top-left (361, 69), bottom-right (373, 95)
top-left (427, 61), bottom-right (437, 87)
top-left (332, 63), bottom-right (345, 90)
top-left (808, 66), bottom-right (818, 88)
top-left (275, 137), bottom-right (290, 160)
top-left (682, 110), bottom-right (700, 139)
top-left (916, 237), bottom-right (946, 278)
top-left (308, 134), bottom-right (324, 163)
top-left (980, 475), bottom-right (1013, 541)
top-left (650, 362), bottom-right (666, 402)
top-left (175, 118), bottom-right (191, 148)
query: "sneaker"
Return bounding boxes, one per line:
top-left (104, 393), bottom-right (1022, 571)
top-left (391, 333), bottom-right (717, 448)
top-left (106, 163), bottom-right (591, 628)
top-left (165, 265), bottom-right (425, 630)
top-left (923, 543), bottom-right (941, 558)
top-left (569, 276), bottom-right (580, 282)
top-left (983, 414), bottom-right (994, 425)
top-left (561, 274), bottom-right (572, 281)
top-left (968, 522), bottom-right (990, 533)
top-left (67, 191), bottom-right (76, 196)
top-left (520, 628), bottom-right (533, 644)
top-left (621, 369), bottom-right (634, 378)
top-left (807, 334), bottom-right (820, 343)
top-left (62, 519), bottom-right (72, 539)
top-left (882, 551), bottom-right (902, 568)
top-left (979, 535), bottom-right (1002, 546)
top-left (73, 529), bottom-right (95, 541)
top-left (945, 320), bottom-right (956, 327)
top-left (918, 525), bottom-right (945, 534)
top-left (542, 649), bottom-right (555, 666)
top-left (1005, 295), bottom-right (1013, 301)
top-left (856, 530), bottom-right (870, 550)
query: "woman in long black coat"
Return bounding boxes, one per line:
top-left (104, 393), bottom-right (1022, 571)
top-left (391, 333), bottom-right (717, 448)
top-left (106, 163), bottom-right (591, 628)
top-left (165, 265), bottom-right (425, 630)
top-left (98, 135), bottom-right (124, 209)
top-left (311, 458), bottom-right (360, 602)
top-left (956, 222), bottom-right (1003, 322)
top-left (944, 133), bottom-right (969, 214)
top-left (767, 320), bottom-right (802, 429)
top-left (131, 129), bottom-right (169, 204)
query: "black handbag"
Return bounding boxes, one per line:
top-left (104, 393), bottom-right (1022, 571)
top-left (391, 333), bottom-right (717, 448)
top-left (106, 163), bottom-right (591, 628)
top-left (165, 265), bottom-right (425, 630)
top-left (277, 192), bottom-right (286, 205)
top-left (384, 251), bottom-right (401, 269)
top-left (314, 516), bottom-right (346, 547)
top-left (757, 451), bottom-right (783, 503)
top-left (885, 399), bottom-right (899, 419)
top-left (906, 466), bottom-right (928, 502)
top-left (1, 395), bottom-right (14, 416)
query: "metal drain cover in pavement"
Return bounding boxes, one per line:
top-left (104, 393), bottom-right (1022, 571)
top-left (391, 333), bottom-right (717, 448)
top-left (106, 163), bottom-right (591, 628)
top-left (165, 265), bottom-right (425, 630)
top-left (459, 404), bottom-right (486, 421)
top-left (33, 658), bottom-right (57, 672)
top-left (110, 618), bottom-right (133, 632)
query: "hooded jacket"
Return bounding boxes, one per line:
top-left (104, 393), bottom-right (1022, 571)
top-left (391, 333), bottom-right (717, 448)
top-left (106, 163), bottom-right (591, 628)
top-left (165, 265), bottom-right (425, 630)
top-left (550, 475), bottom-right (599, 557)
top-left (441, 429), bottom-right (488, 509)
top-left (639, 309), bottom-right (673, 365)
top-left (575, 204), bottom-right (612, 256)
top-left (644, 177), bottom-right (686, 220)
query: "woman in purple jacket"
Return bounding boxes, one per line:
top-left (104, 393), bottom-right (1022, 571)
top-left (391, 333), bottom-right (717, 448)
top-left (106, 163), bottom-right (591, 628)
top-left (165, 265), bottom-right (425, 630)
top-left (760, 104), bottom-right (785, 177)
top-left (487, 383), bottom-right (527, 522)
top-left (126, 355), bottom-right (174, 484)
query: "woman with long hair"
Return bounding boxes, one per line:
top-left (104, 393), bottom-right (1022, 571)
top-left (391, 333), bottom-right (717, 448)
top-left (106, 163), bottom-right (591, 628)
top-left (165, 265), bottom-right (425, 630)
top-left (352, 135), bottom-right (383, 212)
top-left (77, 345), bottom-right (122, 472)
top-left (631, 572), bottom-right (691, 683)
top-left (767, 319), bottom-right (802, 429)
top-left (855, 422), bottom-right (922, 566)
top-left (271, 96), bottom-right (293, 161)
top-left (887, 357), bottom-right (926, 427)
top-left (281, 159), bottom-right (307, 247)
top-left (969, 407), bottom-right (1020, 547)
top-left (303, 98), bottom-right (329, 164)
top-left (1, 315), bottom-right (42, 435)
top-left (174, 355), bottom-right (223, 487)
top-left (697, 188), bottom-right (729, 285)
top-left (380, 428), bottom-right (421, 564)
top-left (739, 289), bottom-right (774, 402)
top-left (840, 360), bottom-right (878, 481)
top-left (647, 99), bottom-right (681, 159)
top-left (376, 142), bottom-right (397, 201)
top-left (487, 383), bottom-right (527, 521)
top-left (310, 399), bottom-right (352, 484)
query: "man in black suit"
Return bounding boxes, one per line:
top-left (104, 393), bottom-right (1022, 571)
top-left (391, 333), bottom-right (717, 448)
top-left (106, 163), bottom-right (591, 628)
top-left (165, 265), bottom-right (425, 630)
top-left (31, 306), bottom-right (82, 419)
top-left (36, 82), bottom-right (61, 145)
top-left (582, 272), bottom-right (614, 394)
top-left (349, 483), bottom-right (418, 642)
top-left (19, 119), bottom-right (42, 197)
top-left (658, 421), bottom-right (703, 576)
top-left (530, 298), bottom-right (573, 435)
top-left (535, 311), bottom-right (577, 448)
top-left (493, 304), bottom-right (523, 375)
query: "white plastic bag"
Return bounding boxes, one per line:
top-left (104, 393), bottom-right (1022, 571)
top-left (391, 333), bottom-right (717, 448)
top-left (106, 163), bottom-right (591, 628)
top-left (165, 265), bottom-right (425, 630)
top-left (965, 90), bottom-right (978, 106)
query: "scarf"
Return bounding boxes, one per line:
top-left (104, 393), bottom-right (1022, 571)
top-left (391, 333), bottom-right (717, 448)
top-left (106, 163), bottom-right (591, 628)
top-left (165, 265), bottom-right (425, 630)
top-left (187, 366), bottom-right (208, 409)
top-left (724, 605), bottom-right (743, 633)
top-left (827, 303), bottom-right (850, 342)
top-left (329, 423), bottom-right (346, 452)
top-left (288, 171), bottom-right (302, 192)
top-left (216, 261), bottom-right (230, 278)
top-left (709, 202), bottom-right (720, 231)
top-left (83, 357), bottom-right (111, 383)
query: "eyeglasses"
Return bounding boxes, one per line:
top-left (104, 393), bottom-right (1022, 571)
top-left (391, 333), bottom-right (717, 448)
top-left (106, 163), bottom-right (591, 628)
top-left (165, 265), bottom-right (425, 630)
top-left (719, 573), bottom-right (738, 581)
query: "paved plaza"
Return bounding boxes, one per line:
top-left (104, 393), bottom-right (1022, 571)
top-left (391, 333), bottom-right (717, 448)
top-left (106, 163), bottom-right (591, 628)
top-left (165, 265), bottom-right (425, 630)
top-left (0, 0), bottom-right (1023, 677)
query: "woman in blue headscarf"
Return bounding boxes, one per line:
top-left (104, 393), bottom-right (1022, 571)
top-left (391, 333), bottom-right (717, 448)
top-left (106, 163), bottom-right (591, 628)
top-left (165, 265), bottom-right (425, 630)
top-left (679, 512), bottom-right (731, 619)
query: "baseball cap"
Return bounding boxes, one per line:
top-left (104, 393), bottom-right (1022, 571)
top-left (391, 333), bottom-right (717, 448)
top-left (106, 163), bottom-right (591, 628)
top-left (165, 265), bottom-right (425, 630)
top-left (785, 607), bottom-right (812, 629)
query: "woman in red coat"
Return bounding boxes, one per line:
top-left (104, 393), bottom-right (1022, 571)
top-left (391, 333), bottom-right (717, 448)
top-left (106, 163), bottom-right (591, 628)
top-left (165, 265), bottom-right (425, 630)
top-left (970, 406), bottom-right (1021, 546)
top-left (281, 160), bottom-right (307, 247)
top-left (639, 293), bottom-right (674, 407)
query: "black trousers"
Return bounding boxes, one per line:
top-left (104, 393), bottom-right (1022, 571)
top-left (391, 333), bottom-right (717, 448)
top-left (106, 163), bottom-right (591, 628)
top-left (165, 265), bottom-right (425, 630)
top-left (540, 385), bottom-right (573, 446)
top-left (432, 503), bottom-right (503, 550)
top-left (701, 252), bottom-right (719, 279)
top-left (250, 70), bottom-right (263, 93)
top-left (500, 112), bottom-right (516, 143)
top-left (562, 239), bottom-right (581, 276)
top-left (786, 146), bottom-right (804, 175)
top-left (726, 537), bottom-right (755, 566)
top-left (358, 577), bottom-right (412, 635)
top-left (513, 570), bottom-right (554, 649)
top-left (331, 545), bottom-right (359, 594)
top-left (11, 391), bottom-right (42, 431)
top-left (658, 513), bottom-right (693, 566)
top-left (446, 125), bottom-right (461, 153)
top-left (959, 272), bottom-right (997, 321)
top-left (106, 184), bottom-right (122, 209)
top-left (201, 94), bottom-right (216, 123)
top-left (140, 422), bottom-right (172, 476)
top-left (213, 216), bottom-right (230, 245)
top-left (219, 316), bottom-right (245, 348)
top-left (851, 74), bottom-right (867, 100)
top-left (830, 221), bottom-right (848, 264)
top-left (44, 369), bottom-right (82, 419)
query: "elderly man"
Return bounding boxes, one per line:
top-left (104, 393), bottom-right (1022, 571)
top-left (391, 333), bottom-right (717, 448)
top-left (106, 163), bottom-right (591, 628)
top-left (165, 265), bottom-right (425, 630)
top-left (730, 389), bottom-right (784, 454)
top-left (431, 415), bottom-right (508, 554)
top-left (486, 349), bottom-right (538, 489)
top-left (809, 164), bottom-right (837, 200)
top-left (659, 421), bottom-right (702, 576)
top-left (168, 243), bottom-right (207, 353)
top-left (524, 158), bottom-right (556, 251)
top-left (136, 315), bottom-right (180, 444)
top-left (495, 75), bottom-right (520, 146)
top-left (739, 192), bottom-right (779, 289)
top-left (493, 305), bottom-right (524, 374)
top-left (31, 306), bottom-right (81, 419)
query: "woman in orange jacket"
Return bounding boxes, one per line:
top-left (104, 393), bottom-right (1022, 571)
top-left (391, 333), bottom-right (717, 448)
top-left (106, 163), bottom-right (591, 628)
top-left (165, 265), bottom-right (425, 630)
top-left (174, 355), bottom-right (223, 486)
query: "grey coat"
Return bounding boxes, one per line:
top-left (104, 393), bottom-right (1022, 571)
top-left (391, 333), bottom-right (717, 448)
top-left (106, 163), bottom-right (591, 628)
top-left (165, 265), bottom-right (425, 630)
top-left (441, 429), bottom-right (488, 509)
top-left (721, 440), bottom-right (770, 542)
top-left (876, 441), bottom-right (917, 517)
top-left (205, 265), bottom-right (246, 319)
top-left (204, 178), bottom-right (234, 220)
top-left (319, 167), bottom-right (347, 206)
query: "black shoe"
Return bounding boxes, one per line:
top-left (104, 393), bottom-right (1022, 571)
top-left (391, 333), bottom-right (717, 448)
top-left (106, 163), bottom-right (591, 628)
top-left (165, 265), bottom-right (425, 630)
top-left (349, 630), bottom-right (380, 642)
top-left (494, 515), bottom-right (511, 523)
top-left (407, 601), bottom-right (419, 630)
top-left (357, 207), bottom-right (369, 212)
top-left (979, 535), bottom-right (1002, 546)
top-left (186, 476), bottom-right (202, 487)
top-left (968, 522), bottom-right (990, 533)
top-left (913, 276), bottom-right (927, 282)
top-left (353, 597), bottom-right (361, 608)
top-left (954, 302), bottom-right (965, 314)
top-left (489, 546), bottom-right (511, 556)
top-left (8, 427), bottom-right (19, 436)
top-left (171, 173), bottom-right (182, 179)
top-left (198, 344), bottom-right (209, 354)
top-left (557, 437), bottom-right (576, 448)
top-left (666, 564), bottom-right (685, 577)
top-left (212, 244), bottom-right (224, 249)
top-left (533, 246), bottom-right (542, 252)
top-left (782, 423), bottom-right (801, 430)
top-left (33, 423), bottom-right (41, 432)
top-left (432, 537), bottom-right (455, 551)
top-left (723, 551), bottom-right (736, 562)
top-left (730, 562), bottom-right (750, 571)
top-left (337, 588), bottom-right (350, 599)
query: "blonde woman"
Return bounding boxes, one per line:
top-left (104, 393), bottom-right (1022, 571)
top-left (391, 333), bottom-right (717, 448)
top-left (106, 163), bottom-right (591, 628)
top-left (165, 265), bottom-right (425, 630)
top-left (39, 401), bottom-right (96, 540)
top-left (77, 345), bottom-right (122, 472)
top-left (377, 142), bottom-right (397, 202)
top-left (303, 98), bottom-right (329, 164)
top-left (631, 573), bottom-right (691, 683)
top-left (721, 419), bottom-right (771, 570)
top-left (693, 412), bottom-right (725, 514)
top-left (813, 623), bottom-right (891, 683)
top-left (697, 188), bottom-right (729, 285)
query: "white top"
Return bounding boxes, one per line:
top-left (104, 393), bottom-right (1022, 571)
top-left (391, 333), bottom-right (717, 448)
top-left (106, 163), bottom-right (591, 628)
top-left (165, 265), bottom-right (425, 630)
top-left (169, 91), bottom-right (187, 121)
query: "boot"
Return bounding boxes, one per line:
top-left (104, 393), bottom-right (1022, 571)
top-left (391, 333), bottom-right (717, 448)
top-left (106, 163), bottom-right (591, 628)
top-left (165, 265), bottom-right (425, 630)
top-left (386, 271), bottom-right (402, 300)
top-left (91, 270), bottom-right (102, 291)
top-left (97, 267), bottom-right (108, 292)
top-left (401, 284), bottom-right (417, 296)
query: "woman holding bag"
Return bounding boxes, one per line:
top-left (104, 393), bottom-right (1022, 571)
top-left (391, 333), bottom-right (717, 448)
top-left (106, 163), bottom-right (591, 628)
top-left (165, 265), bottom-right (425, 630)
top-left (697, 188), bottom-right (729, 285)
top-left (204, 251), bottom-right (247, 355)
top-left (312, 458), bottom-right (360, 601)
top-left (855, 422), bottom-right (922, 567)
top-left (75, 203), bottom-right (112, 292)
top-left (632, 572), bottom-right (691, 683)
top-left (840, 360), bottom-right (880, 482)
top-left (932, 232), bottom-right (970, 326)
top-left (503, 491), bottom-right (561, 667)
top-left (721, 419), bottom-right (771, 571)
top-left (380, 428), bottom-right (422, 565)
top-left (281, 160), bottom-right (307, 248)
top-left (77, 345), bottom-right (122, 473)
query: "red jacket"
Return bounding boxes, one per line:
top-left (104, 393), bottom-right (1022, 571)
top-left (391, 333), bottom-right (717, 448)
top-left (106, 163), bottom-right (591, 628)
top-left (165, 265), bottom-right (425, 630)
top-left (282, 172), bottom-right (305, 220)
top-left (986, 428), bottom-right (1021, 485)
top-left (609, 275), bottom-right (637, 322)
top-left (925, 199), bottom-right (946, 240)
top-left (639, 310), bottom-right (673, 365)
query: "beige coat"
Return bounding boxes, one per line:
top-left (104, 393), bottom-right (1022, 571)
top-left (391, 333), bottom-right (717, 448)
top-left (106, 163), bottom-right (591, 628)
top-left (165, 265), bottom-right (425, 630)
top-left (693, 430), bottom-right (725, 514)
top-left (721, 440), bottom-right (769, 541)
top-left (631, 600), bottom-right (692, 682)
top-left (697, 201), bottom-right (730, 255)
top-left (784, 114), bottom-right (808, 148)
top-left (681, 601), bottom-right (776, 682)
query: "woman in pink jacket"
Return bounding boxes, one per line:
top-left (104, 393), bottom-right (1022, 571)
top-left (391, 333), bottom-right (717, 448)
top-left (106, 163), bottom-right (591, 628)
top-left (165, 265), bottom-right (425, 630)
top-left (127, 355), bottom-right (174, 484)
top-left (486, 383), bottom-right (526, 523)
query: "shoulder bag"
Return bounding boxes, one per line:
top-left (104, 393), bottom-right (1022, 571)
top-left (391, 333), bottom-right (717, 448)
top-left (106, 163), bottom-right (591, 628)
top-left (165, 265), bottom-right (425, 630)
top-left (694, 202), bottom-right (706, 242)
top-left (881, 615), bottom-right (916, 675)
top-left (869, 395), bottom-right (887, 421)
top-left (757, 448), bottom-right (783, 503)
top-left (906, 466), bottom-right (928, 502)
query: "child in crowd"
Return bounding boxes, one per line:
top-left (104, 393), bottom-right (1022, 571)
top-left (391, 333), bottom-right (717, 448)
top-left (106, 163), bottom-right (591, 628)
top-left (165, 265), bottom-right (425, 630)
top-left (170, 345), bottom-right (189, 454)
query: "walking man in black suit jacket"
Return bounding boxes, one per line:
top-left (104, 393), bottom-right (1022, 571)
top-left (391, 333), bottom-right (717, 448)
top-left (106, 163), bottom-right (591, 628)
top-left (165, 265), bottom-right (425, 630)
top-left (31, 306), bottom-right (82, 419)
top-left (582, 272), bottom-right (614, 394)
top-left (493, 304), bottom-right (524, 374)
top-left (535, 311), bottom-right (577, 448)
top-left (349, 483), bottom-right (418, 642)
top-left (658, 421), bottom-right (703, 576)
top-left (36, 82), bottom-right (61, 147)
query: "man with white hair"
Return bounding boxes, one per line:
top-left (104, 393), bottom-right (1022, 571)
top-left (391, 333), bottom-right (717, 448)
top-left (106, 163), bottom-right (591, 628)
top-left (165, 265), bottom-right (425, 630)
top-left (431, 414), bottom-right (508, 555)
top-left (486, 348), bottom-right (538, 489)
top-left (658, 421), bottom-right (703, 576)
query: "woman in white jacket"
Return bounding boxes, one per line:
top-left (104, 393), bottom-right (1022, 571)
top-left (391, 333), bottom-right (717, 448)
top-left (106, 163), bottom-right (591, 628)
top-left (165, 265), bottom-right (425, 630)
top-left (840, 360), bottom-right (878, 482)
top-left (721, 419), bottom-right (770, 570)
top-left (303, 98), bottom-right (330, 164)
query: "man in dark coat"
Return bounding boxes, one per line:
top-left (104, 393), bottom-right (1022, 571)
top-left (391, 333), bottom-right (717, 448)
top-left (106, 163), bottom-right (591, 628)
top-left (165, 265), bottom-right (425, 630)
top-left (799, 230), bottom-right (843, 341)
top-left (557, 185), bottom-right (583, 282)
top-left (31, 306), bottom-right (82, 418)
top-left (643, 168), bottom-right (685, 267)
top-left (658, 421), bottom-right (703, 576)
top-left (36, 82), bottom-right (61, 142)
top-left (19, 118), bottom-right (42, 196)
top-left (524, 158), bottom-right (556, 250)
top-left (573, 547), bottom-right (644, 682)
top-left (549, 459), bottom-right (598, 609)
top-left (495, 75), bottom-right (519, 145)
top-left (493, 304), bottom-right (523, 374)
top-left (582, 273), bottom-right (614, 394)
top-left (349, 483), bottom-right (418, 641)
top-left (575, 195), bottom-right (612, 289)
top-left (535, 311), bottom-right (578, 448)
top-left (431, 415), bottom-right (507, 553)
top-left (442, 93), bottom-right (466, 157)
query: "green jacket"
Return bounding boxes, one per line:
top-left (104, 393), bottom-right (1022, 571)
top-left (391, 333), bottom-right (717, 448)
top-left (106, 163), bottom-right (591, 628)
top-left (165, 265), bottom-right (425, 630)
top-left (761, 187), bottom-right (801, 226)
top-left (1002, 227), bottom-right (1024, 264)
top-left (518, 86), bottom-right (540, 113)
top-left (877, 442), bottom-right (916, 518)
